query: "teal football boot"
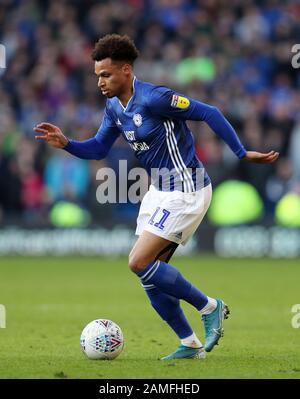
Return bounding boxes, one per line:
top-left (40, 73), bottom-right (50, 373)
top-left (160, 344), bottom-right (206, 360)
top-left (202, 299), bottom-right (230, 352)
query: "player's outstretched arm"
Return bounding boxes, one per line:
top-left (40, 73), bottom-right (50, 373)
top-left (34, 119), bottom-right (119, 160)
top-left (241, 150), bottom-right (279, 164)
top-left (34, 122), bottom-right (68, 148)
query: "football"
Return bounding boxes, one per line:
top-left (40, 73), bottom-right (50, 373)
top-left (80, 319), bottom-right (124, 360)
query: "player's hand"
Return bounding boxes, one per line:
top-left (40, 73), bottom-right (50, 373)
top-left (34, 122), bottom-right (68, 149)
top-left (242, 150), bottom-right (279, 164)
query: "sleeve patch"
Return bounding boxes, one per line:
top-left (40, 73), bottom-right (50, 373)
top-left (171, 94), bottom-right (190, 109)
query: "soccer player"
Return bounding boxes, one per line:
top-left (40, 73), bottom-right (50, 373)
top-left (34, 34), bottom-right (279, 360)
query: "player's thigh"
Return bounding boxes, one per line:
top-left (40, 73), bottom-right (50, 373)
top-left (129, 230), bottom-right (175, 273)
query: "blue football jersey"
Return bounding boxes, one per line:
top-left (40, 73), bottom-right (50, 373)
top-left (95, 77), bottom-right (246, 192)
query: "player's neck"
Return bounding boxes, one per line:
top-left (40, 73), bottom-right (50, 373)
top-left (118, 76), bottom-right (135, 108)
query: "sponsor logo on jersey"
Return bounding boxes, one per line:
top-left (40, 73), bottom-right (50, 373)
top-left (124, 130), bottom-right (136, 141)
top-left (129, 142), bottom-right (149, 151)
top-left (133, 113), bottom-right (142, 127)
top-left (171, 94), bottom-right (190, 109)
top-left (116, 118), bottom-right (122, 126)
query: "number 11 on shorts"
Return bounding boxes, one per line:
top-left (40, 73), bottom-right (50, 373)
top-left (148, 207), bottom-right (170, 230)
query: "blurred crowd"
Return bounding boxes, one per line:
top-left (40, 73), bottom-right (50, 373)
top-left (0, 0), bottom-right (299, 227)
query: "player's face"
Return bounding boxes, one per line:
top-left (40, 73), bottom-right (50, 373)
top-left (95, 58), bottom-right (130, 98)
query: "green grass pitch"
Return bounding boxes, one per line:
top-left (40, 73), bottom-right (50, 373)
top-left (0, 255), bottom-right (299, 379)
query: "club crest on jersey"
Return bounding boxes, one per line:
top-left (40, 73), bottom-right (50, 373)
top-left (133, 113), bottom-right (142, 127)
top-left (171, 94), bottom-right (190, 109)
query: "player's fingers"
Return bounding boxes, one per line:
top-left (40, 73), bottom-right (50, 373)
top-left (266, 151), bottom-right (279, 159)
top-left (268, 152), bottom-right (279, 162)
top-left (36, 122), bottom-right (57, 130)
top-left (259, 150), bottom-right (275, 158)
top-left (35, 135), bottom-right (48, 140)
top-left (260, 154), bottom-right (272, 161)
top-left (33, 127), bottom-right (48, 134)
top-left (260, 150), bottom-right (275, 158)
top-left (34, 126), bottom-right (59, 138)
top-left (262, 152), bottom-right (279, 163)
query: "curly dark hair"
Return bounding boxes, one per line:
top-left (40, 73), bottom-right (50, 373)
top-left (91, 34), bottom-right (139, 65)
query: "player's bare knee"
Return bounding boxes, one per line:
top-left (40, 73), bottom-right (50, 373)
top-left (128, 254), bottom-right (148, 274)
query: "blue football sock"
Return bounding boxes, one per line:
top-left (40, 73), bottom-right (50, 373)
top-left (142, 283), bottom-right (193, 339)
top-left (138, 260), bottom-right (208, 311)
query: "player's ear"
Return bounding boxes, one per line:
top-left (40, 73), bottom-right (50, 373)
top-left (122, 63), bottom-right (132, 75)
